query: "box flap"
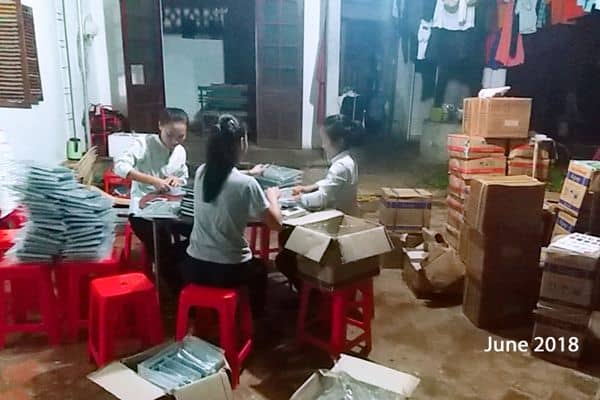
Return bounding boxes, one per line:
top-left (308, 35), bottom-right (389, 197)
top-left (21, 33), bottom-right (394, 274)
top-left (337, 226), bottom-right (392, 263)
top-left (331, 355), bottom-right (420, 397)
top-left (285, 226), bottom-right (332, 262)
top-left (88, 362), bottom-right (165, 400)
top-left (174, 370), bottom-right (233, 400)
top-left (284, 209), bottom-right (344, 227)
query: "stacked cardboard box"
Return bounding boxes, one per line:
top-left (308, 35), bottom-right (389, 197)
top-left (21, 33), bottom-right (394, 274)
top-left (461, 176), bottom-right (545, 329)
top-left (378, 188), bottom-right (431, 268)
top-left (533, 233), bottom-right (600, 366)
top-left (508, 144), bottom-right (550, 181)
top-left (552, 161), bottom-right (600, 238)
top-left (445, 134), bottom-right (506, 247)
top-left (463, 97), bottom-right (532, 139)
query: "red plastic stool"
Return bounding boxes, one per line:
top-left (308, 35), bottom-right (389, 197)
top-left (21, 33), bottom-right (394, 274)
top-left (88, 272), bottom-right (163, 367)
top-left (176, 285), bottom-right (253, 388)
top-left (296, 277), bottom-right (374, 358)
top-left (0, 229), bottom-right (17, 258)
top-left (103, 169), bottom-right (132, 198)
top-left (248, 223), bottom-right (279, 261)
top-left (0, 260), bottom-right (60, 348)
top-left (120, 222), bottom-right (152, 275)
top-left (0, 208), bottom-right (27, 230)
top-left (55, 251), bottom-right (121, 342)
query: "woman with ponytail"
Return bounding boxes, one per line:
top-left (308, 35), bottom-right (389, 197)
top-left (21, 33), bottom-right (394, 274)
top-left (180, 114), bottom-right (281, 317)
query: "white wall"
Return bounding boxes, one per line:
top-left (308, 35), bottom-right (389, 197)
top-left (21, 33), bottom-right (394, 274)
top-left (302, 0), bottom-right (322, 149)
top-left (0, 0), bottom-right (67, 164)
top-left (0, 0), bottom-right (112, 164)
top-left (162, 35), bottom-right (225, 119)
top-left (326, 0), bottom-right (342, 116)
top-left (103, 0), bottom-right (127, 114)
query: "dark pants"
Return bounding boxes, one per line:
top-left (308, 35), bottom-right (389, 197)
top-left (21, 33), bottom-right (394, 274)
top-left (275, 226), bottom-right (300, 289)
top-left (129, 216), bottom-right (189, 291)
top-left (178, 256), bottom-right (267, 318)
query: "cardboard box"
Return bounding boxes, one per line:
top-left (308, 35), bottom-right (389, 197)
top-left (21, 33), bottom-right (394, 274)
top-left (285, 212), bottom-right (392, 285)
top-left (508, 158), bottom-right (550, 181)
top-left (462, 276), bottom-right (539, 329)
top-left (508, 144), bottom-right (550, 160)
top-left (559, 160), bottom-right (600, 217)
top-left (463, 97), bottom-right (532, 138)
top-left (447, 135), bottom-right (505, 160)
top-left (448, 174), bottom-right (470, 200)
top-left (552, 210), bottom-right (579, 238)
top-left (448, 156), bottom-right (507, 180)
top-left (540, 240), bottom-right (600, 309)
top-left (444, 223), bottom-right (460, 249)
top-left (446, 194), bottom-right (465, 213)
top-left (465, 175), bottom-right (545, 235)
top-left (532, 302), bottom-right (590, 366)
top-left (290, 354), bottom-right (420, 400)
top-left (379, 188), bottom-right (432, 232)
top-left (402, 247), bottom-right (464, 297)
top-left (485, 138), bottom-right (530, 155)
top-left (447, 208), bottom-right (464, 232)
top-left (465, 228), bottom-right (542, 286)
top-left (88, 340), bottom-right (233, 400)
top-left (380, 232), bottom-right (423, 269)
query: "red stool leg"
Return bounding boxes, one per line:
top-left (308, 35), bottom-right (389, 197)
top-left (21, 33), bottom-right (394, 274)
top-left (249, 227), bottom-right (258, 254)
top-left (330, 291), bottom-right (347, 358)
top-left (296, 282), bottom-right (311, 344)
top-left (38, 269), bottom-right (60, 345)
top-left (175, 296), bottom-right (191, 341)
top-left (0, 279), bottom-right (6, 349)
top-left (219, 294), bottom-right (240, 388)
top-left (259, 226), bottom-right (270, 260)
top-left (96, 299), bottom-right (113, 366)
top-left (66, 268), bottom-right (81, 342)
top-left (142, 290), bottom-right (164, 346)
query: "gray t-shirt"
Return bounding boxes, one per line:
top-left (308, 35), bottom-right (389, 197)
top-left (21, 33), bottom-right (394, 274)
top-left (186, 165), bottom-right (270, 264)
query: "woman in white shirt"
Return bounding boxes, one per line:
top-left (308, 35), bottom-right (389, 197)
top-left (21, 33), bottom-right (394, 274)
top-left (293, 114), bottom-right (362, 216)
top-left (180, 114), bottom-right (282, 317)
top-left (114, 108), bottom-right (190, 284)
top-left (279, 115), bottom-right (363, 289)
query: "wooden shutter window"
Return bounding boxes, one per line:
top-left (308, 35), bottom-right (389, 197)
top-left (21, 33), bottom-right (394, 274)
top-left (0, 0), bottom-right (32, 108)
top-left (22, 5), bottom-right (41, 103)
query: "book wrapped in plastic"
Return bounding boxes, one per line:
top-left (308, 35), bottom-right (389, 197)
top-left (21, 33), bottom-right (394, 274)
top-left (8, 164), bottom-right (115, 262)
top-left (138, 336), bottom-right (226, 393)
top-left (255, 165), bottom-right (303, 189)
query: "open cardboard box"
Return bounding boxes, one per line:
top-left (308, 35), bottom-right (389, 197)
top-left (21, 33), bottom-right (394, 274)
top-left (285, 211), bottom-right (392, 285)
top-left (88, 340), bottom-right (233, 400)
top-left (290, 354), bottom-right (420, 399)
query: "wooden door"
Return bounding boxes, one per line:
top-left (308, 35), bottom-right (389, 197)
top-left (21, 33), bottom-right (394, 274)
top-left (256, 0), bottom-right (303, 148)
top-left (120, 0), bottom-right (165, 132)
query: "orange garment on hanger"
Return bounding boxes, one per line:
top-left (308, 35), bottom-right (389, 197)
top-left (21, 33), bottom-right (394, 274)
top-left (550, 0), bottom-right (585, 24)
top-left (495, 0), bottom-right (524, 67)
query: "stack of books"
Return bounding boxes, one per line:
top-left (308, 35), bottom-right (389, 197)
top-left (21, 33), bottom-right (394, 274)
top-left (255, 165), bottom-right (303, 189)
top-left (10, 164), bottom-right (115, 262)
top-left (180, 185), bottom-right (194, 218)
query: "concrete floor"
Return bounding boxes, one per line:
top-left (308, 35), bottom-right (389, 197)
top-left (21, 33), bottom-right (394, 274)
top-left (1, 139), bottom-right (599, 399)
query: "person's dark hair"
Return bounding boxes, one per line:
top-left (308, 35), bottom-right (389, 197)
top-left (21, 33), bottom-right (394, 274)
top-left (323, 114), bottom-right (364, 149)
top-left (158, 107), bottom-right (189, 127)
top-left (203, 114), bottom-right (245, 203)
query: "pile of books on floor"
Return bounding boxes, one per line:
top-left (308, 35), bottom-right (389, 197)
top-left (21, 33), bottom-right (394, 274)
top-left (180, 185), bottom-right (195, 218)
top-left (9, 164), bottom-right (115, 262)
top-left (255, 165), bottom-right (302, 189)
top-left (138, 336), bottom-right (226, 392)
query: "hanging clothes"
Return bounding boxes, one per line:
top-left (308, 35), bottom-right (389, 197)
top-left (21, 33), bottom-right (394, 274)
top-left (495, 0), bottom-right (525, 67)
top-left (516, 0), bottom-right (537, 34)
top-left (432, 0), bottom-right (476, 31)
top-left (417, 20), bottom-right (433, 60)
top-left (549, 0), bottom-right (585, 24)
top-left (579, 0), bottom-right (599, 12)
top-left (537, 0), bottom-right (549, 28)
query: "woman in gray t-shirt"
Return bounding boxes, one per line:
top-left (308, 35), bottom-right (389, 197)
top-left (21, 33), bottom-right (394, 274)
top-left (179, 115), bottom-right (282, 317)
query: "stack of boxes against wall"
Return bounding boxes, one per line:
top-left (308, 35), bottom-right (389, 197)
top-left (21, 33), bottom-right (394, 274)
top-left (553, 161), bottom-right (600, 238)
top-left (460, 176), bottom-right (546, 329)
top-left (533, 234), bottom-right (600, 366)
top-left (447, 96), bottom-right (545, 251)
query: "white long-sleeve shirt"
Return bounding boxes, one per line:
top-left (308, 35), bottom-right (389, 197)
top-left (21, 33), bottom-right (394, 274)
top-left (114, 134), bottom-right (188, 214)
top-left (300, 150), bottom-right (359, 216)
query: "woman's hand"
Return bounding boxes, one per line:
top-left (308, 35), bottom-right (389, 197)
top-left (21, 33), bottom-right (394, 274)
top-left (165, 176), bottom-right (183, 187)
top-left (292, 185), bottom-right (306, 196)
top-left (152, 177), bottom-right (172, 193)
top-left (248, 164), bottom-right (268, 176)
top-left (265, 187), bottom-right (281, 203)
